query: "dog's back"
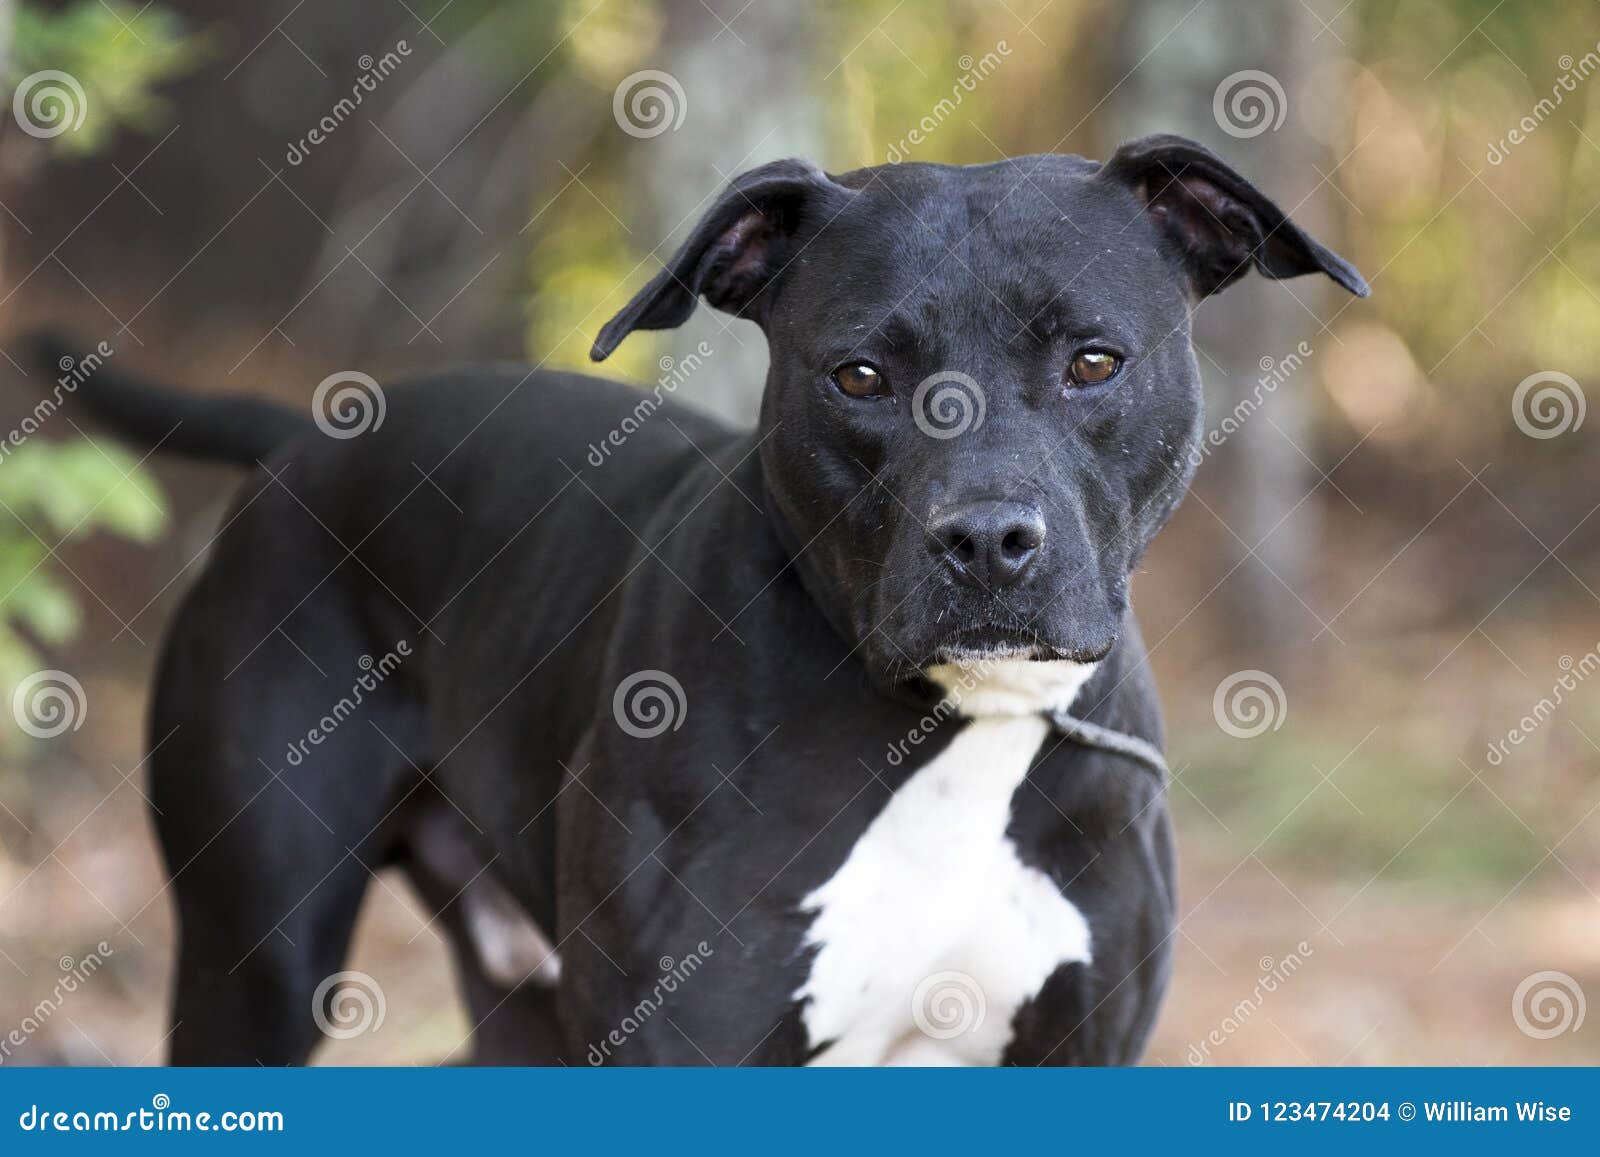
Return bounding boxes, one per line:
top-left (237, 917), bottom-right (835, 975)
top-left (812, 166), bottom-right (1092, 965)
top-left (30, 342), bottom-right (740, 1063)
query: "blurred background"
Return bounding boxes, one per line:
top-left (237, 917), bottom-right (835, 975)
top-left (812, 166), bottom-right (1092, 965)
top-left (0, 0), bottom-right (1596, 1065)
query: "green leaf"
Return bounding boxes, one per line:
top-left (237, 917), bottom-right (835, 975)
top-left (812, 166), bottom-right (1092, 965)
top-left (0, 439), bottom-right (168, 658)
top-left (11, 1), bottom-right (217, 157)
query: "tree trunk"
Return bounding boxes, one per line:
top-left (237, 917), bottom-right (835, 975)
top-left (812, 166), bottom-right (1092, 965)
top-left (630, 0), bottom-right (827, 426)
top-left (1110, 0), bottom-right (1343, 669)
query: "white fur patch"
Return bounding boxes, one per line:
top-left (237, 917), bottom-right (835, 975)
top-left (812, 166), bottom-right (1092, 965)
top-left (925, 657), bottom-right (1099, 718)
top-left (462, 876), bottom-right (562, 989)
top-left (796, 661), bottom-right (1097, 1066)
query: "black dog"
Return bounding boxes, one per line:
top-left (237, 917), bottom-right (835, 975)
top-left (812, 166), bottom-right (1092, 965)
top-left (36, 134), bottom-right (1364, 1065)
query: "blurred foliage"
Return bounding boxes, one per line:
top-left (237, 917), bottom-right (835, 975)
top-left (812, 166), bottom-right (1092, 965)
top-left (3, 0), bottom-right (195, 738)
top-left (0, 440), bottom-right (165, 694)
top-left (1318, 0), bottom-right (1600, 460)
top-left (10, 0), bottom-right (215, 156)
top-left (518, 0), bottom-right (1600, 467)
top-left (1179, 733), bottom-right (1535, 886)
top-left (525, 0), bottom-right (666, 381)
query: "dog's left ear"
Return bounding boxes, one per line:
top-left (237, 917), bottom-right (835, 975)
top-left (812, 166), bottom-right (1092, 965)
top-left (591, 159), bottom-right (853, 360)
top-left (1100, 134), bottom-right (1369, 300)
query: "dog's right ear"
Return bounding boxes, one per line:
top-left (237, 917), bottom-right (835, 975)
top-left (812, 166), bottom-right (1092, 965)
top-left (1100, 134), bottom-right (1369, 300)
top-left (591, 159), bottom-right (851, 361)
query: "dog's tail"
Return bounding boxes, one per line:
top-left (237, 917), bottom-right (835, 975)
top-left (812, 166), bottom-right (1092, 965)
top-left (20, 331), bottom-right (313, 466)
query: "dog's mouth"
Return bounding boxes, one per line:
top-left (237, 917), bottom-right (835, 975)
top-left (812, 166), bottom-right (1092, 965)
top-left (874, 622), bottom-right (1117, 709)
top-left (867, 583), bottom-right (1124, 695)
top-left (919, 624), bottom-right (1113, 668)
top-left (932, 625), bottom-right (1046, 665)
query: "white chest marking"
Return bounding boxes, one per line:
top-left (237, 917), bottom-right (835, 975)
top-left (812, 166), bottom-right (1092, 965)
top-left (797, 660), bottom-right (1097, 1066)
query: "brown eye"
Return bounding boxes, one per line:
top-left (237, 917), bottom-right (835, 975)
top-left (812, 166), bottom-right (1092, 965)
top-left (832, 362), bottom-right (887, 398)
top-left (1068, 351), bottom-right (1122, 387)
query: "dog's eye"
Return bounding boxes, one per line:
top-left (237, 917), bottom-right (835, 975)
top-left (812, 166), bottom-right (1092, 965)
top-left (1067, 351), bottom-right (1122, 387)
top-left (832, 362), bottom-right (888, 398)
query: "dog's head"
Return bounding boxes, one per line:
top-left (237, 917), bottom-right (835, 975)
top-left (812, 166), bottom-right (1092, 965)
top-left (593, 135), bottom-right (1367, 694)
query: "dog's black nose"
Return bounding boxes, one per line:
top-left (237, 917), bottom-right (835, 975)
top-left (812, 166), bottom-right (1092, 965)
top-left (928, 502), bottom-right (1046, 589)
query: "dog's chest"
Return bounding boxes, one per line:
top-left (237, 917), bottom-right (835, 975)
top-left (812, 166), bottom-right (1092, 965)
top-left (795, 714), bottom-right (1092, 1065)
